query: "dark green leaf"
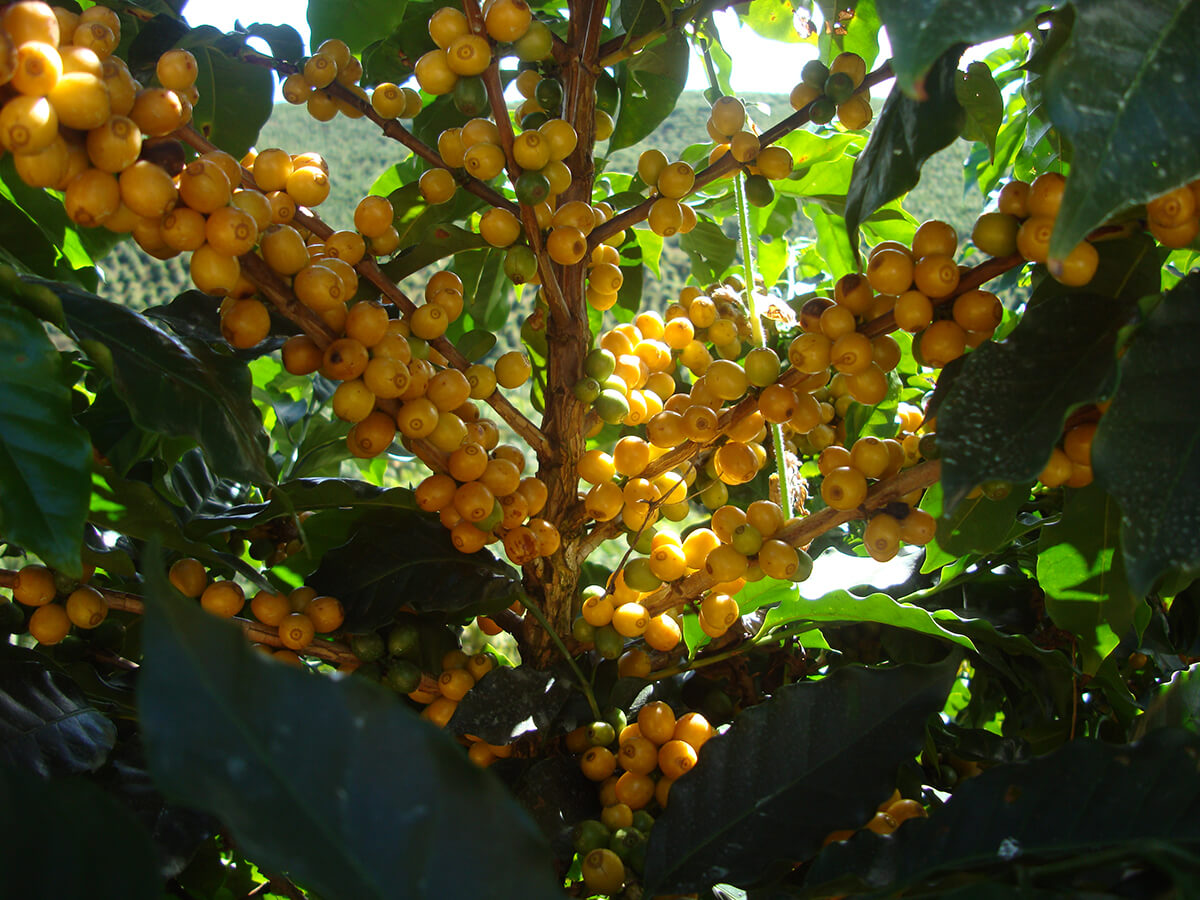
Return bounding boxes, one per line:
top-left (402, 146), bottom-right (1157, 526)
top-left (308, 0), bottom-right (413, 53)
top-left (745, 0), bottom-right (805, 42)
top-left (447, 666), bottom-right (574, 744)
top-left (0, 763), bottom-right (160, 900)
top-left (1135, 663), bottom-right (1200, 739)
top-left (1094, 272), bottom-right (1200, 596)
top-left (0, 301), bottom-right (90, 576)
top-left (615, 0), bottom-right (668, 39)
top-left (955, 61), bottom-right (1003, 159)
top-left (1037, 484), bottom-right (1142, 673)
top-left (245, 23), bottom-right (304, 62)
top-left (189, 45), bottom-right (274, 159)
top-left (643, 659), bottom-right (958, 893)
top-left (0, 158), bottom-right (99, 289)
top-left (511, 756), bottom-right (601, 865)
top-left (610, 33), bottom-right (690, 153)
top-left (1042, 0), bottom-right (1200, 259)
top-left (680, 220), bottom-right (737, 284)
top-left (937, 292), bottom-right (1133, 511)
top-left (936, 483), bottom-right (1034, 557)
top-left (380, 223), bottom-right (490, 282)
top-left (0, 645), bottom-right (116, 776)
top-left (844, 44), bottom-right (966, 259)
top-left (456, 328), bottom-right (497, 361)
top-left (49, 278), bottom-right (272, 486)
top-left (804, 728), bottom-right (1200, 895)
top-left (876, 0), bottom-right (1044, 95)
top-left (138, 557), bottom-right (562, 900)
top-left (362, 5), bottom-right (437, 87)
top-left (308, 508), bottom-right (519, 630)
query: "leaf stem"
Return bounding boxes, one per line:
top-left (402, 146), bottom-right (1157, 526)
top-left (518, 590), bottom-right (602, 718)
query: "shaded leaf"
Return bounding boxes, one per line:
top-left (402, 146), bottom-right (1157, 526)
top-left (615, 0), bottom-right (667, 39)
top-left (1134, 662), bottom-right (1200, 740)
top-left (876, 0), bottom-right (1044, 95)
top-left (643, 659), bottom-right (958, 893)
top-left (447, 666), bottom-right (574, 744)
top-left (145, 291), bottom-right (287, 359)
top-left (138, 557), bottom-right (562, 900)
top-left (955, 61), bottom-right (1002, 159)
top-left (0, 301), bottom-right (90, 576)
top-left (0, 763), bottom-right (160, 900)
top-left (680, 219), bottom-right (738, 284)
top-left (457, 328), bottom-right (497, 362)
top-left (1038, 484), bottom-right (1142, 674)
top-left (937, 292), bottom-right (1132, 511)
top-left (511, 756), bottom-right (601, 865)
top-left (610, 32), bottom-right (690, 153)
top-left (936, 483), bottom-right (1034, 557)
top-left (49, 278), bottom-right (272, 485)
top-left (0, 645), bottom-right (116, 776)
top-left (844, 44), bottom-right (966, 259)
top-left (380, 223), bottom-right (490, 282)
top-left (244, 23), bottom-right (304, 61)
top-left (1094, 272), bottom-right (1200, 596)
top-left (804, 728), bottom-right (1200, 895)
top-left (308, 508), bottom-right (519, 630)
top-left (1042, 0), bottom-right (1200, 259)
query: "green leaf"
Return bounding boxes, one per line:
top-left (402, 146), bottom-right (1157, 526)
top-left (955, 61), bottom-right (1003, 159)
top-left (680, 220), bottom-right (737, 284)
top-left (0, 763), bottom-right (160, 900)
top-left (245, 23), bottom-right (304, 62)
top-left (308, 0), bottom-right (413, 53)
top-left (1135, 663), bottom-right (1200, 739)
top-left (0, 645), bottom-right (116, 776)
top-left (190, 45), bottom-right (274, 159)
top-left (761, 586), bottom-right (976, 652)
top-left (1037, 484), bottom-right (1142, 674)
top-left (819, 0), bottom-right (882, 68)
top-left (876, 0), bottom-right (1045, 96)
top-left (1094, 272), bottom-right (1200, 596)
top-left (380, 223), bottom-right (490, 282)
top-left (804, 201), bottom-right (855, 280)
top-left (642, 659), bottom-right (958, 893)
top-left (0, 158), bottom-right (99, 289)
top-left (49, 279), bottom-right (272, 486)
top-left (745, 0), bottom-right (804, 42)
top-left (610, 32), bottom-right (690, 153)
top-left (937, 292), bottom-right (1132, 511)
top-left (0, 301), bottom-right (90, 576)
top-left (308, 508), bottom-right (519, 630)
top-left (936, 483), bottom-right (1034, 557)
top-left (615, 0), bottom-right (668, 40)
top-left (137, 556), bottom-right (562, 900)
top-left (804, 728), bottom-right (1200, 895)
top-left (1042, 0), bottom-right (1200, 259)
top-left (843, 44), bottom-right (966, 260)
top-left (447, 666), bottom-right (574, 744)
top-left (456, 328), bottom-right (497, 361)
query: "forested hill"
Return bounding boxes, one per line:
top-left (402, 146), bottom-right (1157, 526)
top-left (99, 92), bottom-right (984, 308)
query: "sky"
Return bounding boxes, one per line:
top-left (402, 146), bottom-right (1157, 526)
top-left (180, 0), bottom-right (832, 94)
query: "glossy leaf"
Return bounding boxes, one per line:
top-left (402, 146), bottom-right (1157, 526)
top-left (49, 278), bottom-right (272, 486)
top-left (0, 302), bottom-right (90, 576)
top-left (308, 0), bottom-right (412, 53)
top-left (138, 559), bottom-right (562, 900)
top-left (844, 45), bottom-right (966, 260)
top-left (804, 728), bottom-right (1200, 895)
top-left (1094, 273), bottom-right (1200, 596)
top-left (937, 291), bottom-right (1133, 511)
top-left (308, 508), bottom-right (519, 630)
top-left (876, 0), bottom-right (1045, 95)
top-left (0, 763), bottom-right (160, 900)
top-left (610, 32), bottom-right (690, 152)
top-left (447, 666), bottom-right (574, 744)
top-left (956, 61), bottom-right (1003, 160)
top-left (0, 645), bottom-right (116, 776)
top-left (761, 586), bottom-right (976, 652)
top-left (190, 44), bottom-right (274, 159)
top-left (1037, 484), bottom-right (1141, 673)
top-left (0, 159), bottom-right (99, 289)
top-left (643, 659), bottom-right (958, 893)
top-left (1042, 0), bottom-right (1200, 259)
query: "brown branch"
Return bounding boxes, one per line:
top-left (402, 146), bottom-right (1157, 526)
top-left (640, 459), bottom-right (942, 616)
top-left (239, 252), bottom-right (338, 347)
top-left (589, 60), bottom-right (895, 248)
top-left (0, 569), bottom-right (360, 667)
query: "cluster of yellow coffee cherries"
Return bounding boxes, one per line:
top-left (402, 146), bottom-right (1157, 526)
top-left (1144, 178), bottom-right (1200, 248)
top-left (569, 702), bottom-right (716, 895)
top-left (6, 563), bottom-right (107, 646)
top-left (788, 51), bottom-right (874, 130)
top-left (1037, 404), bottom-right (1104, 490)
top-left (168, 558), bottom-right (345, 663)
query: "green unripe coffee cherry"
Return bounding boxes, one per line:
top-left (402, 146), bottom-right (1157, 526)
top-left (594, 389), bottom-right (630, 425)
top-left (586, 720), bottom-right (616, 746)
top-left (824, 71), bottom-right (856, 104)
top-left (626, 526), bottom-right (656, 554)
top-left (504, 244), bottom-right (538, 284)
top-left (809, 96), bottom-right (837, 125)
top-left (386, 622), bottom-right (420, 657)
top-left (743, 173), bottom-right (774, 208)
top-left (453, 76), bottom-right (489, 116)
top-left (350, 631), bottom-right (386, 662)
top-left (514, 170), bottom-right (551, 206)
top-left (513, 20), bottom-right (553, 61)
top-left (731, 523), bottom-right (764, 556)
top-left (593, 624), bottom-right (624, 659)
top-left (572, 615), bottom-right (596, 643)
top-left (477, 497), bottom-right (504, 533)
top-left (792, 548), bottom-right (814, 583)
top-left (584, 347), bottom-right (617, 379)
top-left (520, 111), bottom-right (549, 131)
top-left (534, 77), bottom-right (563, 112)
top-left (595, 72), bottom-right (620, 114)
top-left (574, 819), bottom-right (611, 855)
top-left (387, 659), bottom-right (422, 693)
top-left (574, 376), bottom-right (601, 403)
top-left (802, 59), bottom-right (830, 87)
top-left (622, 557), bottom-right (662, 592)
top-left (744, 347), bottom-right (781, 386)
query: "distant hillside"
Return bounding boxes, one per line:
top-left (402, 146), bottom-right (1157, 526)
top-left (99, 93), bottom-right (986, 309)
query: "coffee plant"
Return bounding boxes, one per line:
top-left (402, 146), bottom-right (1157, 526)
top-left (1, 0), bottom-right (1199, 896)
